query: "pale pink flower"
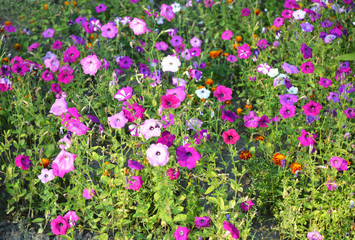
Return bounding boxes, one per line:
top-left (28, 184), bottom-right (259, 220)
top-left (80, 54), bottom-right (102, 76)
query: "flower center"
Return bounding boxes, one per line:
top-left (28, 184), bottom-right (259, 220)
top-left (187, 152), bottom-right (192, 157)
top-left (156, 151), bottom-right (161, 156)
top-left (228, 136), bottom-right (233, 139)
top-left (59, 223), bottom-right (63, 227)
top-left (179, 231), bottom-right (184, 236)
top-left (149, 126), bottom-right (154, 130)
top-left (45, 174), bottom-right (48, 178)
top-left (220, 93), bottom-right (224, 98)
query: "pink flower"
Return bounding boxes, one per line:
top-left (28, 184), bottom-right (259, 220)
top-left (127, 176), bottom-right (143, 191)
top-left (307, 230), bottom-right (323, 240)
top-left (222, 129), bottom-right (240, 144)
top-left (123, 103), bottom-right (145, 122)
top-left (298, 129), bottom-right (317, 146)
top-left (256, 39), bottom-right (269, 50)
top-left (190, 36), bottom-right (202, 47)
top-left (194, 216), bottom-right (211, 229)
top-left (244, 111), bottom-right (260, 128)
top-left (280, 104), bottom-right (295, 119)
top-left (223, 221), bottom-right (240, 239)
top-left (176, 144), bottom-right (201, 169)
top-left (161, 94), bottom-right (181, 109)
top-left (213, 85), bottom-right (232, 101)
top-left (302, 100), bottom-right (322, 116)
top-left (174, 226), bottom-right (190, 240)
top-left (273, 17), bottom-right (284, 28)
top-left (300, 61), bottom-right (314, 74)
top-left (28, 43), bottom-right (39, 51)
top-left (63, 211), bottom-right (79, 227)
top-left (41, 70), bottom-right (54, 81)
top-left (81, 54), bottom-right (102, 76)
top-left (329, 156), bottom-right (348, 171)
top-left (221, 30), bottom-right (233, 40)
top-left (52, 150), bottom-right (77, 178)
top-left (129, 18), bottom-right (147, 35)
top-left (326, 180), bottom-right (337, 191)
top-left (240, 199), bottom-right (254, 212)
top-left (167, 168), bottom-right (180, 180)
top-left (241, 8), bottom-right (250, 16)
top-left (95, 3), bottom-right (106, 13)
top-left (318, 78), bottom-right (332, 88)
top-left (227, 55), bottom-right (238, 63)
top-left (51, 215), bottom-right (70, 235)
top-left (146, 143), bottom-right (169, 166)
top-left (52, 40), bottom-right (63, 50)
top-left (83, 188), bottom-right (95, 199)
top-left (140, 119), bottom-right (162, 140)
top-left (44, 58), bottom-right (60, 72)
top-left (101, 22), bottom-right (118, 38)
top-left (65, 119), bottom-right (90, 136)
top-left (63, 46), bottom-right (80, 63)
top-left (15, 155), bottom-right (32, 170)
top-left (166, 86), bottom-right (186, 102)
top-left (238, 43), bottom-right (252, 59)
top-left (49, 97), bottom-right (68, 116)
top-left (160, 4), bottom-right (175, 21)
top-left (108, 111), bottom-right (128, 129)
top-left (114, 86), bottom-right (133, 101)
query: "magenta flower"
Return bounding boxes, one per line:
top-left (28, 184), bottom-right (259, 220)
top-left (63, 46), bottom-right (80, 63)
top-left (155, 41), bottom-right (169, 51)
top-left (281, 9), bottom-right (293, 18)
top-left (176, 144), bottom-right (201, 169)
top-left (83, 188), bottom-right (95, 199)
top-left (256, 39), bottom-right (269, 50)
top-left (195, 216), bottom-right (211, 229)
top-left (300, 43), bottom-right (312, 59)
top-left (157, 131), bottom-right (176, 147)
top-left (65, 119), bottom-right (90, 136)
top-left (238, 43), bottom-right (252, 59)
top-left (344, 108), bottom-right (355, 119)
top-left (318, 78), bottom-right (332, 88)
top-left (170, 35), bottom-right (183, 47)
top-left (160, 4), bottom-right (175, 21)
top-left (221, 30), bottom-right (233, 40)
top-left (43, 28), bottom-right (55, 38)
top-left (44, 58), bottom-right (60, 72)
top-left (51, 83), bottom-right (62, 94)
top-left (162, 114), bottom-right (175, 128)
top-left (49, 97), bottom-right (68, 116)
top-left (96, 3), bottom-right (106, 13)
top-left (300, 61), bottom-right (314, 74)
top-left (101, 22), bottom-right (118, 38)
top-left (329, 157), bottom-right (348, 171)
top-left (146, 143), bottom-right (169, 166)
top-left (140, 119), bottom-right (162, 140)
top-left (28, 43), bottom-right (39, 51)
top-left (127, 176), bottom-right (143, 191)
top-left (280, 104), bottom-right (296, 119)
top-left (279, 94), bottom-right (298, 105)
top-left (326, 180), bottom-right (337, 191)
top-left (303, 100), bottom-right (322, 116)
top-left (52, 40), bottom-right (63, 50)
top-left (226, 54), bottom-right (238, 63)
top-left (223, 221), bottom-right (240, 239)
top-left (167, 168), bottom-right (180, 180)
top-left (307, 230), bottom-right (324, 240)
top-left (194, 129), bottom-right (211, 144)
top-left (273, 17), bottom-right (284, 28)
top-left (244, 111), bottom-right (260, 128)
top-left (51, 215), bottom-right (70, 236)
top-left (222, 129), bottom-right (240, 144)
top-left (41, 70), bottom-right (54, 81)
top-left (161, 94), bottom-right (181, 109)
top-left (222, 110), bottom-right (238, 122)
top-left (108, 111), bottom-right (128, 129)
top-left (81, 54), bottom-right (102, 76)
top-left (128, 160), bottom-right (145, 170)
top-left (114, 86), bottom-right (133, 101)
top-left (298, 129), bottom-right (317, 146)
top-left (174, 226), bottom-right (190, 240)
top-left (15, 155), bottom-right (32, 170)
top-left (12, 63), bottom-right (29, 76)
top-left (259, 115), bottom-right (270, 128)
top-left (119, 57), bottom-right (133, 70)
top-left (123, 103), bottom-right (145, 122)
top-left (214, 85), bottom-right (232, 101)
top-left (241, 8), bottom-right (250, 16)
top-left (38, 169), bottom-right (55, 183)
top-left (129, 18), bottom-right (147, 35)
top-left (167, 86), bottom-right (186, 102)
top-left (63, 211), bottom-right (79, 227)
top-left (240, 199), bottom-right (255, 212)
top-left (52, 150), bottom-right (77, 178)
top-left (57, 70), bottom-right (73, 84)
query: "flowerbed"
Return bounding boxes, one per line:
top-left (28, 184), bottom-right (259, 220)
top-left (0, 0), bottom-right (354, 239)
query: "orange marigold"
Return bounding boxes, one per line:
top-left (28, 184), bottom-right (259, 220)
top-left (205, 79), bottom-right (213, 85)
top-left (244, 104), bottom-right (252, 109)
top-left (13, 43), bottom-right (21, 50)
top-left (273, 153), bottom-right (285, 166)
top-left (2, 57), bottom-right (9, 63)
top-left (235, 36), bottom-right (243, 42)
top-left (236, 108), bottom-right (243, 115)
top-left (44, 4), bottom-right (48, 10)
top-left (290, 162), bottom-right (303, 174)
top-left (4, 21), bottom-right (11, 26)
top-left (211, 87), bottom-right (217, 92)
top-left (222, 52), bottom-right (229, 57)
top-left (39, 158), bottom-right (51, 168)
top-left (233, 42), bottom-right (239, 50)
top-left (255, 136), bottom-right (265, 141)
top-left (224, 100), bottom-right (231, 105)
top-left (240, 150), bottom-right (252, 160)
top-left (209, 50), bottom-right (223, 59)
top-left (255, 9), bottom-right (261, 15)
top-left (64, 1), bottom-right (69, 5)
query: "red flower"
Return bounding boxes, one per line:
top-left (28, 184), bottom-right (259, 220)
top-left (222, 129), bottom-right (240, 144)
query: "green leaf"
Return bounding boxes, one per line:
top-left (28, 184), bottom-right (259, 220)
top-left (204, 186), bottom-right (215, 195)
top-left (44, 144), bottom-right (56, 157)
top-left (32, 218), bottom-right (45, 223)
top-left (173, 214), bottom-right (187, 222)
top-left (336, 53), bottom-right (355, 61)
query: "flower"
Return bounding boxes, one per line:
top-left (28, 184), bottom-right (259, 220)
top-left (128, 160), bottom-right (145, 170)
top-left (279, 94), bottom-right (298, 105)
top-left (221, 30), bottom-right (233, 40)
top-left (52, 150), bottom-right (77, 177)
top-left (129, 18), bottom-right (147, 35)
top-left (42, 28), bottom-right (55, 38)
top-left (176, 144), bottom-right (201, 169)
top-left (273, 153), bottom-right (285, 166)
top-left (195, 216), bottom-right (211, 228)
top-left (241, 8), bottom-right (250, 16)
top-left (167, 87), bottom-right (186, 102)
top-left (114, 87), bottom-right (133, 101)
top-left (44, 58), bottom-right (60, 72)
top-left (214, 85), bottom-right (232, 101)
top-left (293, 9), bottom-right (306, 20)
top-left (300, 61), bottom-right (314, 74)
top-left (307, 230), bottom-right (324, 240)
top-left (63, 46), bottom-right (80, 63)
top-left (302, 100), bottom-right (322, 116)
top-left (244, 111), bottom-right (259, 128)
top-left (318, 78), bottom-right (332, 88)
top-left (273, 17), bottom-right (284, 28)
top-left (186, 118), bottom-right (203, 131)
top-left (123, 103), bottom-right (145, 122)
top-left (161, 55), bottom-right (181, 72)
top-left (160, 4), bottom-right (175, 21)
top-left (329, 157), bottom-right (348, 171)
top-left (190, 36), bottom-right (202, 47)
top-left (298, 129), bottom-right (317, 146)
top-left (119, 57), bottom-right (133, 70)
top-left (83, 188), bottom-right (95, 199)
top-left (256, 39), bottom-right (269, 50)
top-left (327, 92), bottom-right (340, 103)
top-left (223, 221), bottom-right (240, 239)
top-left (15, 155), bottom-right (32, 170)
top-left (282, 62), bottom-right (299, 74)
top-left (155, 41), bottom-right (169, 51)
top-left (108, 111), bottom-right (128, 129)
top-left (162, 114), bottom-right (175, 128)
top-left (63, 211), bottom-right (79, 227)
top-left (290, 162), bottom-right (303, 174)
top-left (96, 3), bottom-right (106, 12)
top-left (146, 143), bottom-right (169, 166)
top-left (287, 86), bottom-right (298, 95)
top-left (222, 129), bottom-right (240, 144)
top-left (222, 110), bottom-right (238, 122)
top-left (280, 104), bottom-right (296, 119)
top-left (174, 226), bottom-right (190, 240)
top-left (140, 119), bottom-right (162, 140)
top-left (238, 43), bottom-right (252, 59)
top-left (240, 150), bottom-right (252, 160)
top-left (51, 215), bottom-right (70, 235)
top-left (157, 131), bottom-right (176, 147)
top-left (28, 42), bottom-right (39, 51)
top-left (227, 54), bottom-right (238, 63)
top-left (257, 63), bottom-right (271, 74)
top-left (300, 43), bottom-right (312, 59)
top-left (49, 98), bottom-right (68, 116)
top-left (101, 22), bottom-right (118, 38)
top-left (81, 54), bottom-right (102, 76)
top-left (194, 129), bottom-right (211, 144)
top-left (38, 169), bottom-right (55, 183)
top-left (259, 115), bottom-right (269, 128)
top-left (240, 199), bottom-right (254, 212)
top-left (326, 180), bottom-right (337, 191)
top-left (167, 168), bottom-right (180, 180)
top-left (195, 87), bottom-right (211, 99)
top-left (300, 22), bottom-right (314, 32)
top-left (161, 94), bottom-right (181, 109)
top-left (268, 68), bottom-right (279, 77)
top-left (127, 176), bottom-right (143, 191)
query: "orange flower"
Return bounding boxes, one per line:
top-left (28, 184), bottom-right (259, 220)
top-left (13, 43), bottom-right (21, 50)
top-left (205, 79), bottom-right (213, 85)
top-left (224, 100), bottom-right (231, 105)
top-left (235, 36), bottom-right (243, 42)
top-left (310, 94), bottom-right (315, 98)
top-left (273, 153), bottom-right (285, 166)
top-left (86, 42), bottom-right (92, 50)
top-left (236, 108), bottom-right (243, 115)
top-left (39, 158), bottom-right (51, 168)
top-left (290, 163), bottom-right (303, 174)
top-left (211, 87), bottom-right (217, 92)
top-left (255, 136), bottom-right (265, 141)
top-left (228, 0), bottom-right (233, 3)
top-left (73, 1), bottom-right (77, 6)
top-left (103, 170), bottom-right (111, 176)
top-left (104, 162), bottom-right (110, 166)
top-left (255, 9), bottom-right (261, 15)
top-left (64, 1), bottom-right (69, 5)
top-left (201, 98), bottom-right (206, 103)
top-left (240, 151), bottom-right (252, 160)
top-left (2, 57), bottom-right (9, 63)
top-left (222, 52), bottom-right (229, 57)
top-left (197, 85), bottom-right (205, 89)
top-left (209, 50), bottom-right (223, 59)
top-left (253, 34), bottom-right (258, 38)
top-left (271, 26), bottom-right (279, 31)
top-left (4, 21), bottom-right (11, 26)
top-left (44, 4), bottom-right (48, 10)
top-left (244, 104), bottom-right (252, 109)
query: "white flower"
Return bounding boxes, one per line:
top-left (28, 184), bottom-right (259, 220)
top-left (155, 17), bottom-right (164, 25)
top-left (275, 31), bottom-right (282, 40)
top-left (195, 87), bottom-right (211, 99)
top-left (268, 68), bottom-right (279, 78)
top-left (292, 9), bottom-right (306, 20)
top-left (171, 2), bottom-right (181, 13)
top-left (161, 55), bottom-right (181, 73)
top-left (257, 63), bottom-right (271, 74)
top-left (287, 86), bottom-right (298, 95)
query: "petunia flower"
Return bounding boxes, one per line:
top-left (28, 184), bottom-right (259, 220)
top-left (174, 226), bottom-right (190, 240)
top-left (52, 150), bottom-right (77, 177)
top-left (195, 216), bottom-right (211, 229)
top-left (329, 157), bottom-right (348, 171)
top-left (193, 129), bottom-right (211, 144)
top-left (300, 43), bottom-right (312, 59)
top-left (238, 43), bottom-right (252, 59)
top-left (50, 97), bottom-right (68, 116)
top-left (298, 129), bottom-right (317, 146)
top-left (167, 168), bottom-right (180, 180)
top-left (214, 85), bottom-right (232, 101)
top-left (157, 131), bottom-right (175, 147)
top-left (223, 221), bottom-right (240, 239)
top-left (307, 230), bottom-right (323, 240)
top-left (15, 155), bottom-right (32, 170)
top-left (161, 55), bottom-right (181, 72)
top-left (155, 41), bottom-right (169, 51)
top-left (160, 4), bottom-right (175, 21)
top-left (300, 22), bottom-right (314, 32)
top-left (146, 143), bottom-right (169, 166)
top-left (257, 63), bottom-right (271, 74)
top-left (101, 22), bottom-right (118, 38)
top-left (80, 54), bottom-right (102, 76)
top-left (195, 87), bottom-right (211, 99)
top-left (108, 111), bottom-right (128, 129)
top-left (41, 70), bottom-right (54, 81)
top-left (258, 115), bottom-right (269, 128)
top-left (127, 176), bottom-right (143, 191)
top-left (63, 46), bottom-right (80, 63)
top-left (300, 61), bottom-right (314, 74)
top-left (302, 100), bottom-right (322, 116)
top-left (282, 62), bottom-right (299, 74)
top-left (280, 104), bottom-right (296, 119)
top-left (140, 119), bottom-right (162, 140)
top-left (318, 77), bottom-right (332, 88)
top-left (344, 108), bottom-right (355, 119)
top-left (51, 215), bottom-right (70, 236)
top-left (221, 30), bottom-right (233, 40)
top-left (96, 3), bottom-right (106, 12)
top-left (240, 199), bottom-right (255, 212)
top-left (123, 103), bottom-right (145, 122)
top-left (128, 160), bottom-right (145, 170)
top-left (241, 8), bottom-right (250, 16)
top-left (114, 87), bottom-right (133, 101)
top-left (176, 144), bottom-right (201, 169)
top-left (244, 111), bottom-right (260, 128)
top-left (38, 169), bottom-right (55, 183)
top-left (222, 129), bottom-right (240, 144)
top-left (326, 180), bottom-right (337, 191)
top-left (190, 36), bottom-right (202, 47)
top-left (222, 110), bottom-right (238, 122)
top-left (43, 28), bottom-right (55, 38)
top-left (83, 188), bottom-right (95, 199)
top-left (129, 18), bottom-right (147, 35)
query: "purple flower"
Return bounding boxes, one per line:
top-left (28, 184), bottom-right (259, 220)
top-left (108, 111), bottom-right (128, 129)
top-left (63, 46), bottom-right (80, 63)
top-left (258, 115), bottom-right (269, 128)
top-left (244, 111), bottom-right (260, 128)
top-left (195, 216), bottom-right (211, 229)
top-left (280, 104), bottom-right (296, 119)
top-left (222, 110), bottom-right (238, 122)
top-left (42, 28), bottom-right (55, 38)
top-left (146, 143), bottom-right (169, 166)
top-left (157, 131), bottom-right (176, 147)
top-left (300, 43), bottom-right (312, 59)
top-left (298, 129), bottom-right (317, 146)
top-left (279, 94), bottom-right (298, 105)
top-left (128, 160), bottom-right (145, 170)
top-left (318, 78), bottom-right (332, 88)
top-left (320, 20), bottom-right (333, 28)
top-left (155, 41), bottom-right (169, 51)
top-left (324, 35), bottom-right (337, 43)
top-left (193, 129), bottom-right (211, 144)
top-left (101, 22), bottom-right (118, 38)
top-left (282, 62), bottom-right (299, 74)
top-left (127, 176), bottom-right (143, 191)
top-left (329, 156), bottom-right (348, 171)
top-left (176, 144), bottom-right (201, 169)
top-left (41, 70), bottom-right (54, 81)
top-left (15, 155), bottom-right (32, 170)
top-left (162, 114), bottom-right (175, 128)
top-left (326, 180), bottom-right (337, 191)
top-left (119, 57), bottom-right (133, 70)
top-left (185, 118), bottom-right (203, 131)
top-left (344, 108), bottom-right (355, 119)
top-left (300, 22), bottom-right (314, 32)
top-left (327, 92), bottom-right (340, 103)
top-left (96, 3), bottom-right (107, 13)
top-left (170, 35), bottom-right (183, 47)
